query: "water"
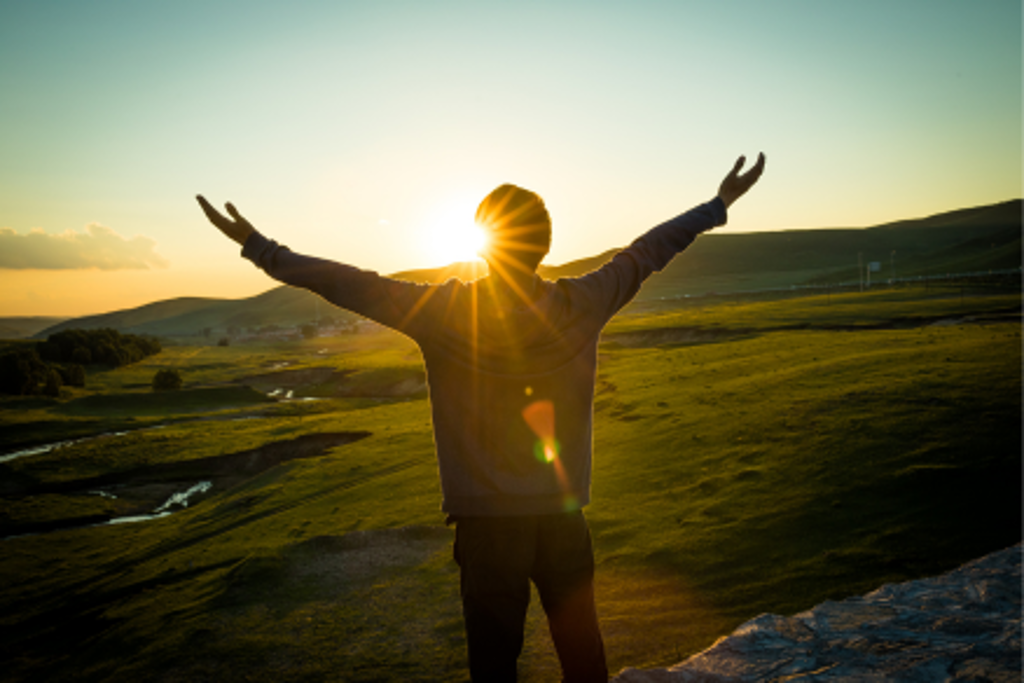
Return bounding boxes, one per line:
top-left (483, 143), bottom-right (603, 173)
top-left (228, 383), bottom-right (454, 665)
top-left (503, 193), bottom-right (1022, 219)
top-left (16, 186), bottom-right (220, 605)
top-left (153, 481), bottom-right (212, 513)
top-left (2, 480), bottom-right (214, 540)
top-left (105, 511), bottom-right (173, 525)
top-left (0, 431), bottom-right (131, 465)
top-left (0, 441), bottom-right (76, 464)
top-left (267, 388), bottom-right (295, 399)
top-left (102, 479), bottom-right (213, 525)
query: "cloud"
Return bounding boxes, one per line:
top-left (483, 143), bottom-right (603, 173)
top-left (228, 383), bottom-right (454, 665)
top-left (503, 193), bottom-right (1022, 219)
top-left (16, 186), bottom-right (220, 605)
top-left (0, 223), bottom-right (169, 270)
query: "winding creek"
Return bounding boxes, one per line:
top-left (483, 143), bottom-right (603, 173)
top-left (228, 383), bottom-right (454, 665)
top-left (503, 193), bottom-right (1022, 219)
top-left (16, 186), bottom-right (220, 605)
top-left (0, 432), bottom-right (131, 465)
top-left (1, 429), bottom-right (371, 540)
top-left (101, 480), bottom-right (213, 527)
top-left (1, 478), bottom-right (215, 540)
top-left (0, 424), bottom-right (229, 539)
top-left (0, 383), bottom-right (314, 466)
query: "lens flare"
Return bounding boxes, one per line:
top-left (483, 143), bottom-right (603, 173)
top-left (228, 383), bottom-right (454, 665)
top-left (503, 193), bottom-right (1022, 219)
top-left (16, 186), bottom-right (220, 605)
top-left (534, 438), bottom-right (561, 464)
top-left (522, 399), bottom-right (555, 442)
top-left (521, 398), bottom-right (577, 510)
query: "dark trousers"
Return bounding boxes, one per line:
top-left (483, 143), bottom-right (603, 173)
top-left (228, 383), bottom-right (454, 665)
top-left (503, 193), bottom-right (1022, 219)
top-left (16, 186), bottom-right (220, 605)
top-left (453, 511), bottom-right (608, 683)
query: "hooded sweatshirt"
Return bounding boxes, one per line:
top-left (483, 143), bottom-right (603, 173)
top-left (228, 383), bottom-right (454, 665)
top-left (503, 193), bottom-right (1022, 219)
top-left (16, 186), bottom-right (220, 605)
top-left (241, 197), bottom-right (726, 516)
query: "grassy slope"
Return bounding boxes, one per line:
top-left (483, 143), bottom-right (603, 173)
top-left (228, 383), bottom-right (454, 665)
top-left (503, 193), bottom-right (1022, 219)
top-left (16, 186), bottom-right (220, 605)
top-left (0, 288), bottom-right (1020, 681)
top-left (589, 316), bottom-right (1020, 666)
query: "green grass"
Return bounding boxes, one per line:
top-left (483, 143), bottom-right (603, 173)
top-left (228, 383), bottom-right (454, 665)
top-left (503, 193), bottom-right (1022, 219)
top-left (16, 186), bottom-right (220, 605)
top-left (56, 386), bottom-right (274, 417)
top-left (0, 289), bottom-right (1020, 681)
top-left (610, 286), bottom-right (1020, 334)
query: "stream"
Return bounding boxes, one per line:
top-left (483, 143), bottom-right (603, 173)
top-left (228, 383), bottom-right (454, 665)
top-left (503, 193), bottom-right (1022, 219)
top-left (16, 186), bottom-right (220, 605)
top-left (104, 480), bottom-right (213, 525)
top-left (2, 479), bottom-right (214, 540)
top-left (0, 383), bottom-right (324, 467)
top-left (0, 432), bottom-right (131, 465)
top-left (1, 426), bottom-right (219, 539)
top-left (2, 419), bottom-right (362, 542)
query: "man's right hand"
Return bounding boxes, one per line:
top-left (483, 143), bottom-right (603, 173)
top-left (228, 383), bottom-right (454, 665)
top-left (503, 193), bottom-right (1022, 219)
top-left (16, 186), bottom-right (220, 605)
top-left (717, 153), bottom-right (766, 209)
top-left (196, 195), bottom-right (256, 246)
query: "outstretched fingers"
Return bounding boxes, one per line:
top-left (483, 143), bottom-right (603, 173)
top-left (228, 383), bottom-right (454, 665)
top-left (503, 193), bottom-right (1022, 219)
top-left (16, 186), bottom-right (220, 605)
top-left (717, 152), bottom-right (766, 208)
top-left (196, 195), bottom-right (228, 227)
top-left (196, 195), bottom-right (255, 245)
top-left (226, 202), bottom-right (246, 223)
top-left (744, 152), bottom-right (766, 183)
top-left (731, 155), bottom-right (746, 176)
top-left (735, 154), bottom-right (765, 194)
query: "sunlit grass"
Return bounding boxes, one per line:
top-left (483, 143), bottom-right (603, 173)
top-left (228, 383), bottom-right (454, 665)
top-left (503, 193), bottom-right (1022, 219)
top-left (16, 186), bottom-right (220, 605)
top-left (611, 286), bottom-right (1020, 334)
top-left (0, 288), bottom-right (1019, 681)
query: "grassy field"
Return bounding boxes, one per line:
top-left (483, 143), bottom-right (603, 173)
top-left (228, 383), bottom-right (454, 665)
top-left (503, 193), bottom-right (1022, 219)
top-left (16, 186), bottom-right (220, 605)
top-left (0, 286), bottom-right (1020, 681)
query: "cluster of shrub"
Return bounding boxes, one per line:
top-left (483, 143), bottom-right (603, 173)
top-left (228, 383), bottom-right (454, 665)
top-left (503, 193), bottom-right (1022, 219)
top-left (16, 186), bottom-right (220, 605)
top-left (152, 368), bottom-right (182, 391)
top-left (0, 328), bottom-right (162, 396)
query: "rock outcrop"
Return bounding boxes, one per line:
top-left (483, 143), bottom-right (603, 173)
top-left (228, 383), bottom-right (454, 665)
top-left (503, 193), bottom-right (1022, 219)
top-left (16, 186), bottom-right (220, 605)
top-left (614, 543), bottom-right (1021, 682)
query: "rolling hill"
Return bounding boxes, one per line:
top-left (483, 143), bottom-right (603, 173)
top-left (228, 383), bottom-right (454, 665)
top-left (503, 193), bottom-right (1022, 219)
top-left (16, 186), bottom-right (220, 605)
top-left (28, 199), bottom-right (1021, 339)
top-left (0, 317), bottom-right (69, 340)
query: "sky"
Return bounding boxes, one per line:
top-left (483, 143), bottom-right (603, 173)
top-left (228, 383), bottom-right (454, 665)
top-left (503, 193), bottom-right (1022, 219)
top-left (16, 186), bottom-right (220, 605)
top-left (0, 0), bottom-right (1020, 317)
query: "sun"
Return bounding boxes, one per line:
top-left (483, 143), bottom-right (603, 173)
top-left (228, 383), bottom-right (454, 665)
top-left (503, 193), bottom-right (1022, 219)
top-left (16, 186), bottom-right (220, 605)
top-left (419, 195), bottom-right (489, 266)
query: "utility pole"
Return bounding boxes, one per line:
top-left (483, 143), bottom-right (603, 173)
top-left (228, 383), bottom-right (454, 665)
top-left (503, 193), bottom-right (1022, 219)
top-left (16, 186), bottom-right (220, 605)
top-left (858, 252), bottom-right (864, 292)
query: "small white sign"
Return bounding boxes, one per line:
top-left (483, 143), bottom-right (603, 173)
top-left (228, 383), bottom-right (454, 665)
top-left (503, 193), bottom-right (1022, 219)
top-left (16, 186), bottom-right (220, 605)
top-left (868, 261), bottom-right (882, 272)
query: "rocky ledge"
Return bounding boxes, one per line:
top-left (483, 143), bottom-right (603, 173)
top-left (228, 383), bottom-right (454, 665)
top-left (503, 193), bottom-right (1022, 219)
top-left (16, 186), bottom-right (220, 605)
top-left (614, 543), bottom-right (1021, 682)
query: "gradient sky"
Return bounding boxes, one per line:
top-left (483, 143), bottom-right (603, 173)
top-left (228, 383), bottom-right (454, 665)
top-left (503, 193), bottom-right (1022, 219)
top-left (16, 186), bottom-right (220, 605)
top-left (0, 0), bottom-right (1020, 317)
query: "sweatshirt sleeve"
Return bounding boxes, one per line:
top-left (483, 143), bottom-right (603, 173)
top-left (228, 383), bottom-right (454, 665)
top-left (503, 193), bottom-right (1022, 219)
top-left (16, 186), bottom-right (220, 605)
top-left (573, 197), bottom-right (727, 323)
top-left (240, 231), bottom-right (439, 337)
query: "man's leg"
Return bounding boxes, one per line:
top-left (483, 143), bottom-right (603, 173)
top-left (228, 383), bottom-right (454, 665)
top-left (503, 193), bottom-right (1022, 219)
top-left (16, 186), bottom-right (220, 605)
top-left (455, 516), bottom-right (536, 683)
top-left (533, 511), bottom-right (608, 683)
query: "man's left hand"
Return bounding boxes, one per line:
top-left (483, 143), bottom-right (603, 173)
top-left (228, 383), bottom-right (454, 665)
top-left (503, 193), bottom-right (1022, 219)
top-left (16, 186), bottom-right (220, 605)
top-left (196, 195), bottom-right (256, 246)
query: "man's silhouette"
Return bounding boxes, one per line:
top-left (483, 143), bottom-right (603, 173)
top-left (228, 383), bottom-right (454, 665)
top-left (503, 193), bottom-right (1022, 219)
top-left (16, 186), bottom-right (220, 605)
top-left (198, 153), bottom-right (765, 682)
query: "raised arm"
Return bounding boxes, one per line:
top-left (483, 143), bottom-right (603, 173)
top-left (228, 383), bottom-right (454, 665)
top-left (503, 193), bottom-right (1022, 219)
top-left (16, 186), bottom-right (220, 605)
top-left (194, 194), bottom-right (444, 340)
top-left (576, 153), bottom-right (766, 321)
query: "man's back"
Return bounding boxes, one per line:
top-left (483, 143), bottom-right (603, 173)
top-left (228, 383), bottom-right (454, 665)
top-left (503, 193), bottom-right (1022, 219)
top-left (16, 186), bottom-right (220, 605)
top-left (417, 273), bottom-right (609, 516)
top-left (238, 196), bottom-right (726, 516)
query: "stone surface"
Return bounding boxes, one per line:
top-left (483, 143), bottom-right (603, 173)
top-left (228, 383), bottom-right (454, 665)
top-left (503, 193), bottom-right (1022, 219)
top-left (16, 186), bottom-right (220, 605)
top-left (614, 543), bottom-right (1021, 682)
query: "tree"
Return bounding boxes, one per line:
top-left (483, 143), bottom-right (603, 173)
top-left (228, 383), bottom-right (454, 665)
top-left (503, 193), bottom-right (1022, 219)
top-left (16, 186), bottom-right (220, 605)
top-left (300, 323), bottom-right (318, 340)
top-left (0, 350), bottom-right (46, 395)
top-left (43, 368), bottom-right (63, 397)
top-left (38, 341), bottom-right (61, 362)
top-left (59, 363), bottom-right (86, 388)
top-left (217, 337), bottom-right (230, 347)
top-left (44, 329), bottom-right (160, 369)
top-left (152, 368), bottom-right (183, 391)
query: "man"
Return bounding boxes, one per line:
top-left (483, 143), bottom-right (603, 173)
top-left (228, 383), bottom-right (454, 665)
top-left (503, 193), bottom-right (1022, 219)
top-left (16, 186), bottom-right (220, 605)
top-left (198, 153), bottom-right (765, 682)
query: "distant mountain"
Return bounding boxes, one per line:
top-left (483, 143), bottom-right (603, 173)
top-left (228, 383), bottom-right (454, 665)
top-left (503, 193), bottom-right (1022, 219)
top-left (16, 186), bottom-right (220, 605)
top-left (32, 199), bottom-right (1021, 339)
top-left (640, 198), bottom-right (1021, 298)
top-left (34, 287), bottom-right (361, 339)
top-left (0, 317), bottom-right (69, 339)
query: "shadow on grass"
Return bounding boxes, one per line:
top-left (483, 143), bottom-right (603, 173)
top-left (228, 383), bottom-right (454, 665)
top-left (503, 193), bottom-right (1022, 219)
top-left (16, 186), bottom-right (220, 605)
top-left (3, 527), bottom-right (464, 683)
